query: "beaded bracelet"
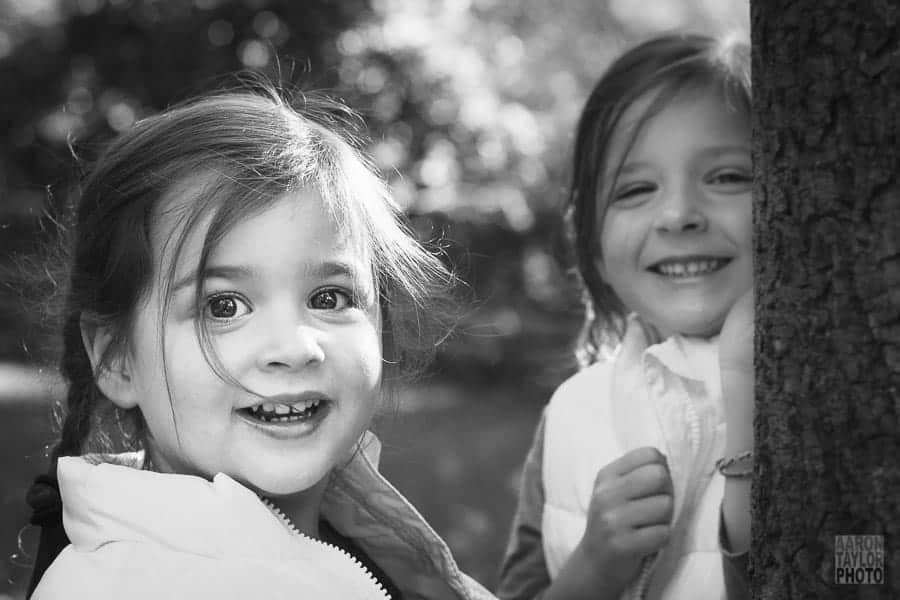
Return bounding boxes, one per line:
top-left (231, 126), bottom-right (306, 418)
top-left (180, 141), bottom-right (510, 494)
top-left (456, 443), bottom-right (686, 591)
top-left (715, 450), bottom-right (754, 478)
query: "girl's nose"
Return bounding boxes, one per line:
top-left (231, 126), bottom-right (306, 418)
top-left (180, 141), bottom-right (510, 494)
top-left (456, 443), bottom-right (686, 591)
top-left (654, 182), bottom-right (709, 233)
top-left (257, 324), bottom-right (325, 372)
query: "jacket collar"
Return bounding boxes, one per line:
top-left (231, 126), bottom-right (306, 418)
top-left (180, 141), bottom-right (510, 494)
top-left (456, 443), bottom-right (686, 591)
top-left (642, 334), bottom-right (721, 400)
top-left (59, 451), bottom-right (303, 560)
top-left (58, 431), bottom-right (488, 600)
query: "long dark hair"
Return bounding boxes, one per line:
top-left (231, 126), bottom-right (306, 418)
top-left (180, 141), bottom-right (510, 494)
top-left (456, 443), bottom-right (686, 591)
top-left (563, 31), bottom-right (751, 367)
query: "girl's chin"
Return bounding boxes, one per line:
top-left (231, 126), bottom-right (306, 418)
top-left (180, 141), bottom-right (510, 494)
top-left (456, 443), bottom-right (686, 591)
top-left (651, 316), bottom-right (724, 340)
top-left (243, 471), bottom-right (330, 499)
top-left (679, 324), bottom-right (723, 339)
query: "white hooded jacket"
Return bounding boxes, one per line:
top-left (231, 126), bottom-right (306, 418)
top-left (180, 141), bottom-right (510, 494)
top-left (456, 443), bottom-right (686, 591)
top-left (541, 321), bottom-right (727, 600)
top-left (32, 432), bottom-right (495, 600)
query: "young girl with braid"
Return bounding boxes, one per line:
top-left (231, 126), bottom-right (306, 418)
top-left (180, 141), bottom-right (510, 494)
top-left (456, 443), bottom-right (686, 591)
top-left (23, 83), bottom-right (495, 600)
top-left (497, 33), bottom-right (754, 600)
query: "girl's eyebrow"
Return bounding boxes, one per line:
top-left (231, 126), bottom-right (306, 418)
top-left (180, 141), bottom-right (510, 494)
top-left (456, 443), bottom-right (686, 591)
top-left (615, 161), bottom-right (653, 176)
top-left (309, 260), bottom-right (365, 280)
top-left (698, 144), bottom-right (751, 158)
top-left (172, 265), bottom-right (257, 294)
top-left (171, 261), bottom-right (366, 293)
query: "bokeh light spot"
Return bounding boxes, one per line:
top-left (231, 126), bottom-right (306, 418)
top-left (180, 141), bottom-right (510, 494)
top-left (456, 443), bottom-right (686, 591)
top-left (66, 87), bottom-right (93, 115)
top-left (426, 98), bottom-right (456, 126)
top-left (106, 102), bottom-right (136, 132)
top-left (208, 19), bottom-right (234, 47)
top-left (38, 110), bottom-right (83, 143)
top-left (337, 30), bottom-right (364, 56)
top-left (252, 11), bottom-right (281, 38)
top-left (358, 65), bottom-right (387, 93)
top-left (372, 91), bottom-right (402, 122)
top-left (371, 137), bottom-right (408, 171)
top-left (8, 0), bottom-right (61, 26)
top-left (0, 30), bottom-right (11, 60)
top-left (238, 39), bottom-right (270, 68)
top-left (476, 135), bottom-right (506, 171)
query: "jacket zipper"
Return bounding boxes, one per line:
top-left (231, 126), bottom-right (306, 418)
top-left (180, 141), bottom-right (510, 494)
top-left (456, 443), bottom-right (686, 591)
top-left (260, 497), bottom-right (392, 600)
top-left (629, 555), bottom-right (655, 599)
top-left (629, 367), bottom-right (708, 600)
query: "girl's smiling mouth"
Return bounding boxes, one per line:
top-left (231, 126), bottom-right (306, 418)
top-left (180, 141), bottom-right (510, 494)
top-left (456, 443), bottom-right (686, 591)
top-left (648, 256), bottom-right (731, 278)
top-left (237, 393), bottom-right (331, 431)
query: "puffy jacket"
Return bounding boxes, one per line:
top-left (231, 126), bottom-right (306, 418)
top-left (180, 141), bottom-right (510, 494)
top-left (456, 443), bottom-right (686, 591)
top-left (542, 321), bottom-right (727, 600)
top-left (32, 432), bottom-right (495, 600)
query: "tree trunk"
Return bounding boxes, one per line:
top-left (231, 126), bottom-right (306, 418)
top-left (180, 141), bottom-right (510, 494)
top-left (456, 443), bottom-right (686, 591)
top-left (751, 2), bottom-right (900, 598)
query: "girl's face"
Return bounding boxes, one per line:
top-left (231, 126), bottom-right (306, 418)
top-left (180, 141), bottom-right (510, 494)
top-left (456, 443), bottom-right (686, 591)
top-left (596, 89), bottom-right (752, 338)
top-left (116, 184), bottom-right (382, 498)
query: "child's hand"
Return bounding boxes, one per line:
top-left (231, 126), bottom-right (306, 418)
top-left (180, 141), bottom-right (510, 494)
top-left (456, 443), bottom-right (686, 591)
top-left (719, 290), bottom-right (754, 373)
top-left (718, 291), bottom-right (754, 555)
top-left (577, 447), bottom-right (673, 594)
top-left (719, 289), bottom-right (754, 449)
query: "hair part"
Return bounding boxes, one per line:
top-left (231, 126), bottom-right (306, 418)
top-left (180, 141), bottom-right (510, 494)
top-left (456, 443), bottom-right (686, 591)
top-left (44, 78), bottom-right (457, 466)
top-left (563, 31), bottom-right (751, 367)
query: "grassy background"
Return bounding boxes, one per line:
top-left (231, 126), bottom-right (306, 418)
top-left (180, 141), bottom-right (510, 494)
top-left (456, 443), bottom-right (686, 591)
top-left (0, 368), bottom-right (548, 599)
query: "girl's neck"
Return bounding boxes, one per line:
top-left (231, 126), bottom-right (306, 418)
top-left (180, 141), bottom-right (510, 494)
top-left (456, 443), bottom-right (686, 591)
top-left (650, 321), bottom-right (721, 342)
top-left (266, 476), bottom-right (330, 539)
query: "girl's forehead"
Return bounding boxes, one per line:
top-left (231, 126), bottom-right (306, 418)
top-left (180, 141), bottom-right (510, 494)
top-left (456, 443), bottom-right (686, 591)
top-left (607, 91), bottom-right (660, 154)
top-left (150, 174), bottom-right (222, 267)
top-left (152, 171), bottom-right (221, 231)
top-left (606, 86), bottom-right (749, 166)
top-left (151, 179), bottom-right (369, 282)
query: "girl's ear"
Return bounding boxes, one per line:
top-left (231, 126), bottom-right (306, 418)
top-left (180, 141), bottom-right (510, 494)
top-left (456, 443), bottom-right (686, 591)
top-left (80, 316), bottom-right (139, 410)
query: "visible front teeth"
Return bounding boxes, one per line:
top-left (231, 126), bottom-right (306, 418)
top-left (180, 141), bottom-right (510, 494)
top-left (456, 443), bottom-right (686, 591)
top-left (656, 259), bottom-right (725, 277)
top-left (294, 397), bottom-right (320, 412)
top-left (247, 399), bottom-right (322, 423)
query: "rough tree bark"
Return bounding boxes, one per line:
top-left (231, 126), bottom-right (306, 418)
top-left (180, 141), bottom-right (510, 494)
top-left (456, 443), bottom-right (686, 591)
top-left (752, 2), bottom-right (900, 598)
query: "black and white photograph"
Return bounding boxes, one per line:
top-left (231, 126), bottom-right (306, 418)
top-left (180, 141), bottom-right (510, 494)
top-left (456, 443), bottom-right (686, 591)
top-left (0, 1), bottom-right (897, 599)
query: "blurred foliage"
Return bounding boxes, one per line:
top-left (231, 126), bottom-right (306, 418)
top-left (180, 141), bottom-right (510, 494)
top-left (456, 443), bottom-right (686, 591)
top-left (0, 2), bottom-right (749, 596)
top-left (0, 0), bottom-right (747, 384)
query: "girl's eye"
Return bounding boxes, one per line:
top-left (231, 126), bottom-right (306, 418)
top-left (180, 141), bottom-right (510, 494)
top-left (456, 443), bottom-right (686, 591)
top-left (613, 182), bottom-right (656, 202)
top-left (309, 289), bottom-right (352, 310)
top-left (708, 170), bottom-right (752, 189)
top-left (205, 294), bottom-right (251, 320)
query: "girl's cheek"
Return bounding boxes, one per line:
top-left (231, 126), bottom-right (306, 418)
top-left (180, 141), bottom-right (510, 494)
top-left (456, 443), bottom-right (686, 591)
top-left (211, 327), bottom-right (257, 368)
top-left (354, 325), bottom-right (384, 381)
